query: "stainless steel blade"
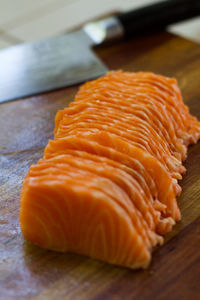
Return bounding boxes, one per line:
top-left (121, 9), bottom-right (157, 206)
top-left (0, 29), bottom-right (108, 103)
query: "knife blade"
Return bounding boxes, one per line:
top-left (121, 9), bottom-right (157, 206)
top-left (0, 0), bottom-right (199, 103)
top-left (0, 30), bottom-right (108, 103)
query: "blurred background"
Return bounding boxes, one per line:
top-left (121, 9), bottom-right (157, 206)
top-left (0, 0), bottom-right (200, 50)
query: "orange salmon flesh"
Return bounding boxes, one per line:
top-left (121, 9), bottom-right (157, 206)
top-left (20, 71), bottom-right (200, 269)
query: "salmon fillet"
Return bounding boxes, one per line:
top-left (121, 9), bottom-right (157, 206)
top-left (20, 71), bottom-right (200, 269)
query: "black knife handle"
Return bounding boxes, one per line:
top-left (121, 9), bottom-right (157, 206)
top-left (118, 0), bottom-right (200, 37)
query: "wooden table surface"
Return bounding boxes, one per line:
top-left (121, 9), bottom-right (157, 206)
top-left (0, 32), bottom-right (200, 300)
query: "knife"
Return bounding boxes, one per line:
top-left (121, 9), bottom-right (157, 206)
top-left (0, 0), bottom-right (199, 104)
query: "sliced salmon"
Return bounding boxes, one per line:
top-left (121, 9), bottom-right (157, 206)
top-left (59, 101), bottom-right (187, 164)
top-left (45, 134), bottom-right (180, 225)
top-left (20, 71), bottom-right (200, 269)
top-left (56, 111), bottom-right (185, 179)
top-left (21, 175), bottom-right (151, 268)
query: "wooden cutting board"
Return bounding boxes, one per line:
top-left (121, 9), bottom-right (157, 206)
top-left (0, 32), bottom-right (200, 300)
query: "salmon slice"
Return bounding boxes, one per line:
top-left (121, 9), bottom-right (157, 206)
top-left (21, 161), bottom-right (151, 269)
top-left (20, 70), bottom-right (200, 269)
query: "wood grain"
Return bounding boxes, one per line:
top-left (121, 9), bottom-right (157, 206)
top-left (0, 31), bottom-right (200, 300)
